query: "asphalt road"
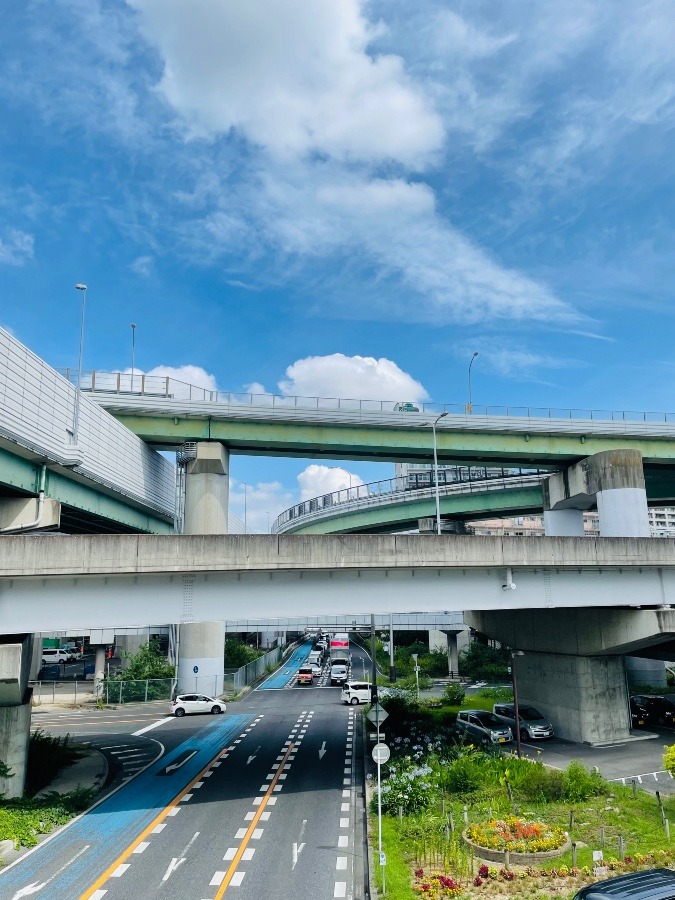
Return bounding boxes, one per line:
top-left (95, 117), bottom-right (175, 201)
top-left (0, 682), bottom-right (367, 899)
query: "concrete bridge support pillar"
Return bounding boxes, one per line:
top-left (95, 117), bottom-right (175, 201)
top-left (0, 635), bottom-right (34, 798)
top-left (513, 651), bottom-right (630, 745)
top-left (543, 509), bottom-right (585, 536)
top-left (179, 442), bottom-right (228, 696)
top-left (543, 449), bottom-right (650, 537)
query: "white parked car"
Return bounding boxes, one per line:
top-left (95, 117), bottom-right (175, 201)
top-left (341, 681), bottom-right (372, 705)
top-left (42, 648), bottom-right (70, 665)
top-left (309, 661), bottom-right (323, 677)
top-left (171, 694), bottom-right (227, 717)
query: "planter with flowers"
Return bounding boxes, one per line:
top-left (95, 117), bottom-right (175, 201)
top-left (463, 816), bottom-right (570, 864)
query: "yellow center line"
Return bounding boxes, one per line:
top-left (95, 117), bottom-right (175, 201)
top-left (79, 742), bottom-right (232, 900)
top-left (214, 741), bottom-right (295, 899)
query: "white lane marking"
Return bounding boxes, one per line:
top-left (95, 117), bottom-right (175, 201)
top-left (181, 793), bottom-right (193, 802)
top-left (342, 790), bottom-right (350, 798)
top-left (268, 797), bottom-right (278, 805)
top-left (341, 803), bottom-right (350, 812)
top-left (193, 782), bottom-right (204, 789)
top-left (11, 845), bottom-right (91, 899)
top-left (252, 829), bottom-right (263, 839)
top-left (235, 828), bottom-right (247, 839)
top-left (210, 872), bottom-right (225, 886)
top-left (243, 848), bottom-right (255, 860)
top-left (340, 818), bottom-right (350, 827)
top-left (168, 808), bottom-right (181, 816)
top-left (231, 872), bottom-right (245, 887)
top-left (338, 835), bottom-right (349, 848)
top-left (292, 842), bottom-right (306, 869)
top-left (334, 882), bottom-right (347, 897)
top-left (253, 797), bottom-right (262, 806)
top-left (133, 717), bottom-right (173, 736)
top-left (212, 761), bottom-right (221, 768)
top-left (279, 774), bottom-right (287, 780)
top-left (152, 823), bottom-right (166, 834)
top-left (165, 751), bottom-right (197, 774)
top-left (343, 779), bottom-right (350, 785)
top-left (260, 811), bottom-right (271, 821)
top-left (162, 858), bottom-right (186, 882)
top-left (247, 746), bottom-right (261, 764)
top-left (203, 771), bottom-right (213, 778)
top-left (336, 857), bottom-right (348, 870)
top-left (91, 892), bottom-right (107, 900)
top-left (133, 842), bottom-right (149, 854)
top-left (224, 848), bottom-right (236, 861)
top-left (273, 785), bottom-right (283, 792)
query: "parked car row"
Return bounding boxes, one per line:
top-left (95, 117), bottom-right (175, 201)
top-left (630, 694), bottom-right (675, 729)
top-left (454, 703), bottom-right (555, 747)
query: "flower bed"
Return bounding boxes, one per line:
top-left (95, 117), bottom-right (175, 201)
top-left (464, 816), bottom-right (570, 863)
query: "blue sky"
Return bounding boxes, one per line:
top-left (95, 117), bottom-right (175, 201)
top-left (2, 1), bottom-right (675, 531)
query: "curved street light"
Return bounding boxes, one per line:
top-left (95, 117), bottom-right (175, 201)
top-left (466, 351), bottom-right (479, 414)
top-left (432, 412), bottom-right (448, 534)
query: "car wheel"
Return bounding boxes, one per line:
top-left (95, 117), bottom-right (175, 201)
top-left (211, 705), bottom-right (222, 714)
top-left (350, 697), bottom-right (360, 705)
top-left (520, 728), bottom-right (529, 741)
top-left (175, 708), bottom-right (186, 717)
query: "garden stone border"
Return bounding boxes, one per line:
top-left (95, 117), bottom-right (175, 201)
top-left (463, 829), bottom-right (571, 865)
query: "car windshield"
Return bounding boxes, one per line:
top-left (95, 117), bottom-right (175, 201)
top-left (519, 707), bottom-right (544, 720)
top-left (476, 713), bottom-right (502, 728)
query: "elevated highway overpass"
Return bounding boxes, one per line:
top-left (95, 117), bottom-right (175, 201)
top-left (73, 370), bottom-right (675, 471)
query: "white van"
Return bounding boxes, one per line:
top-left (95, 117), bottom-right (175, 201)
top-left (341, 682), bottom-right (372, 705)
top-left (42, 648), bottom-right (69, 665)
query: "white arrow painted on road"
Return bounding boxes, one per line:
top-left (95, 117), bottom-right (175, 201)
top-left (162, 832), bottom-right (200, 882)
top-left (164, 750), bottom-right (197, 774)
top-left (12, 845), bottom-right (90, 898)
top-left (247, 745), bottom-right (261, 765)
top-left (292, 820), bottom-right (307, 869)
top-left (319, 741), bottom-right (327, 759)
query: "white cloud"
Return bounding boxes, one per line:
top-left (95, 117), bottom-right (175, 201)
top-left (144, 364), bottom-right (218, 392)
top-left (129, 0), bottom-right (444, 168)
top-left (297, 465), bottom-right (364, 502)
top-left (229, 479), bottom-right (294, 534)
top-left (0, 229), bottom-right (34, 266)
top-left (130, 255), bottom-right (153, 276)
top-left (278, 354), bottom-right (428, 402)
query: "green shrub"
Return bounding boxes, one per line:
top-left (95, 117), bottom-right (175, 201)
top-left (474, 686), bottom-right (513, 702)
top-left (442, 756), bottom-right (483, 795)
top-left (443, 684), bottom-right (466, 705)
top-left (562, 760), bottom-right (606, 802)
top-left (0, 788), bottom-right (94, 849)
top-left (664, 743), bottom-right (675, 775)
top-left (512, 761), bottom-right (565, 802)
top-left (25, 730), bottom-right (84, 797)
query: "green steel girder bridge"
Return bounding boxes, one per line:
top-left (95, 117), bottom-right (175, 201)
top-left (74, 370), bottom-right (675, 472)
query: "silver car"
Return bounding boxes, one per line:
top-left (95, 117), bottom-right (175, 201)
top-left (455, 709), bottom-right (513, 745)
top-left (492, 703), bottom-right (554, 740)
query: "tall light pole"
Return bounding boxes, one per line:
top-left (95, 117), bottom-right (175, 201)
top-left (73, 283), bottom-right (87, 444)
top-left (466, 351), bottom-right (479, 414)
top-left (432, 412), bottom-right (448, 535)
top-left (243, 482), bottom-right (248, 534)
top-left (511, 650), bottom-right (525, 757)
top-left (130, 323), bottom-right (136, 392)
top-left (412, 652), bottom-right (420, 699)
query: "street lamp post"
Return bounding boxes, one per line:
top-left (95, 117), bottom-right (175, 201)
top-left (243, 482), bottom-right (248, 534)
top-left (412, 652), bottom-right (420, 699)
top-left (73, 283), bottom-right (87, 444)
top-left (432, 412), bottom-right (448, 535)
top-left (511, 650), bottom-right (525, 757)
top-left (130, 323), bottom-right (136, 392)
top-left (466, 351), bottom-right (478, 414)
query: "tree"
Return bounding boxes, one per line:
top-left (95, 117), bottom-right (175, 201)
top-left (114, 640), bottom-right (174, 680)
top-left (458, 641), bottom-right (511, 681)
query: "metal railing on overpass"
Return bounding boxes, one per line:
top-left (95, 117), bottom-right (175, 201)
top-left (272, 468), bottom-right (549, 533)
top-left (62, 369), bottom-right (675, 425)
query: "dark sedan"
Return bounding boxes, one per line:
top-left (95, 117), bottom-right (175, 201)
top-left (630, 694), bottom-right (675, 728)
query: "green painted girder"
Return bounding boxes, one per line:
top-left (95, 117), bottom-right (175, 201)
top-left (113, 414), bottom-right (675, 467)
top-left (0, 447), bottom-right (173, 534)
top-left (284, 485), bottom-right (545, 534)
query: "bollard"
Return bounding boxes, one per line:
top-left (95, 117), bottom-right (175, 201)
top-left (571, 842), bottom-right (577, 868)
top-left (618, 835), bottom-right (624, 860)
top-left (449, 812), bottom-right (455, 833)
top-left (445, 825), bottom-right (450, 842)
top-left (569, 809), bottom-right (574, 830)
top-left (657, 791), bottom-right (666, 824)
top-left (441, 797), bottom-right (445, 816)
top-left (463, 805), bottom-right (469, 825)
top-left (504, 850), bottom-right (510, 871)
top-left (600, 826), bottom-right (605, 849)
top-left (632, 779), bottom-right (638, 798)
top-left (398, 806), bottom-right (403, 824)
top-left (666, 820), bottom-right (671, 841)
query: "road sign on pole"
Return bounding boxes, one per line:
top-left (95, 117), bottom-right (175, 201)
top-left (366, 704), bottom-right (389, 726)
top-left (372, 743), bottom-right (391, 764)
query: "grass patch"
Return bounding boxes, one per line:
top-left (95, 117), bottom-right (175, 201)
top-left (373, 815), bottom-right (419, 899)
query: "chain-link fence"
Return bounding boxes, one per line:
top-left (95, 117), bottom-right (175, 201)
top-left (31, 645), bottom-right (287, 706)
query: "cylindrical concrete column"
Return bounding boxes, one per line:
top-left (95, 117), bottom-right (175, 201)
top-left (597, 488), bottom-right (650, 537)
top-left (446, 632), bottom-right (459, 678)
top-left (543, 509), bottom-right (585, 536)
top-left (183, 442), bottom-right (230, 534)
top-left (181, 442), bottom-right (229, 697)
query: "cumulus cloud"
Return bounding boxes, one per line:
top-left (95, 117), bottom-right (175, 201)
top-left (278, 354), bottom-right (428, 402)
top-left (130, 255), bottom-right (153, 276)
top-left (297, 464), bottom-right (365, 502)
top-left (143, 364), bottom-right (218, 391)
top-left (129, 0), bottom-right (444, 167)
top-left (229, 479), bottom-right (294, 534)
top-left (0, 229), bottom-right (34, 266)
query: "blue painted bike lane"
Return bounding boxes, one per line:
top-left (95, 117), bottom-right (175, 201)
top-left (0, 713), bottom-right (254, 897)
top-left (256, 640), bottom-right (314, 690)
